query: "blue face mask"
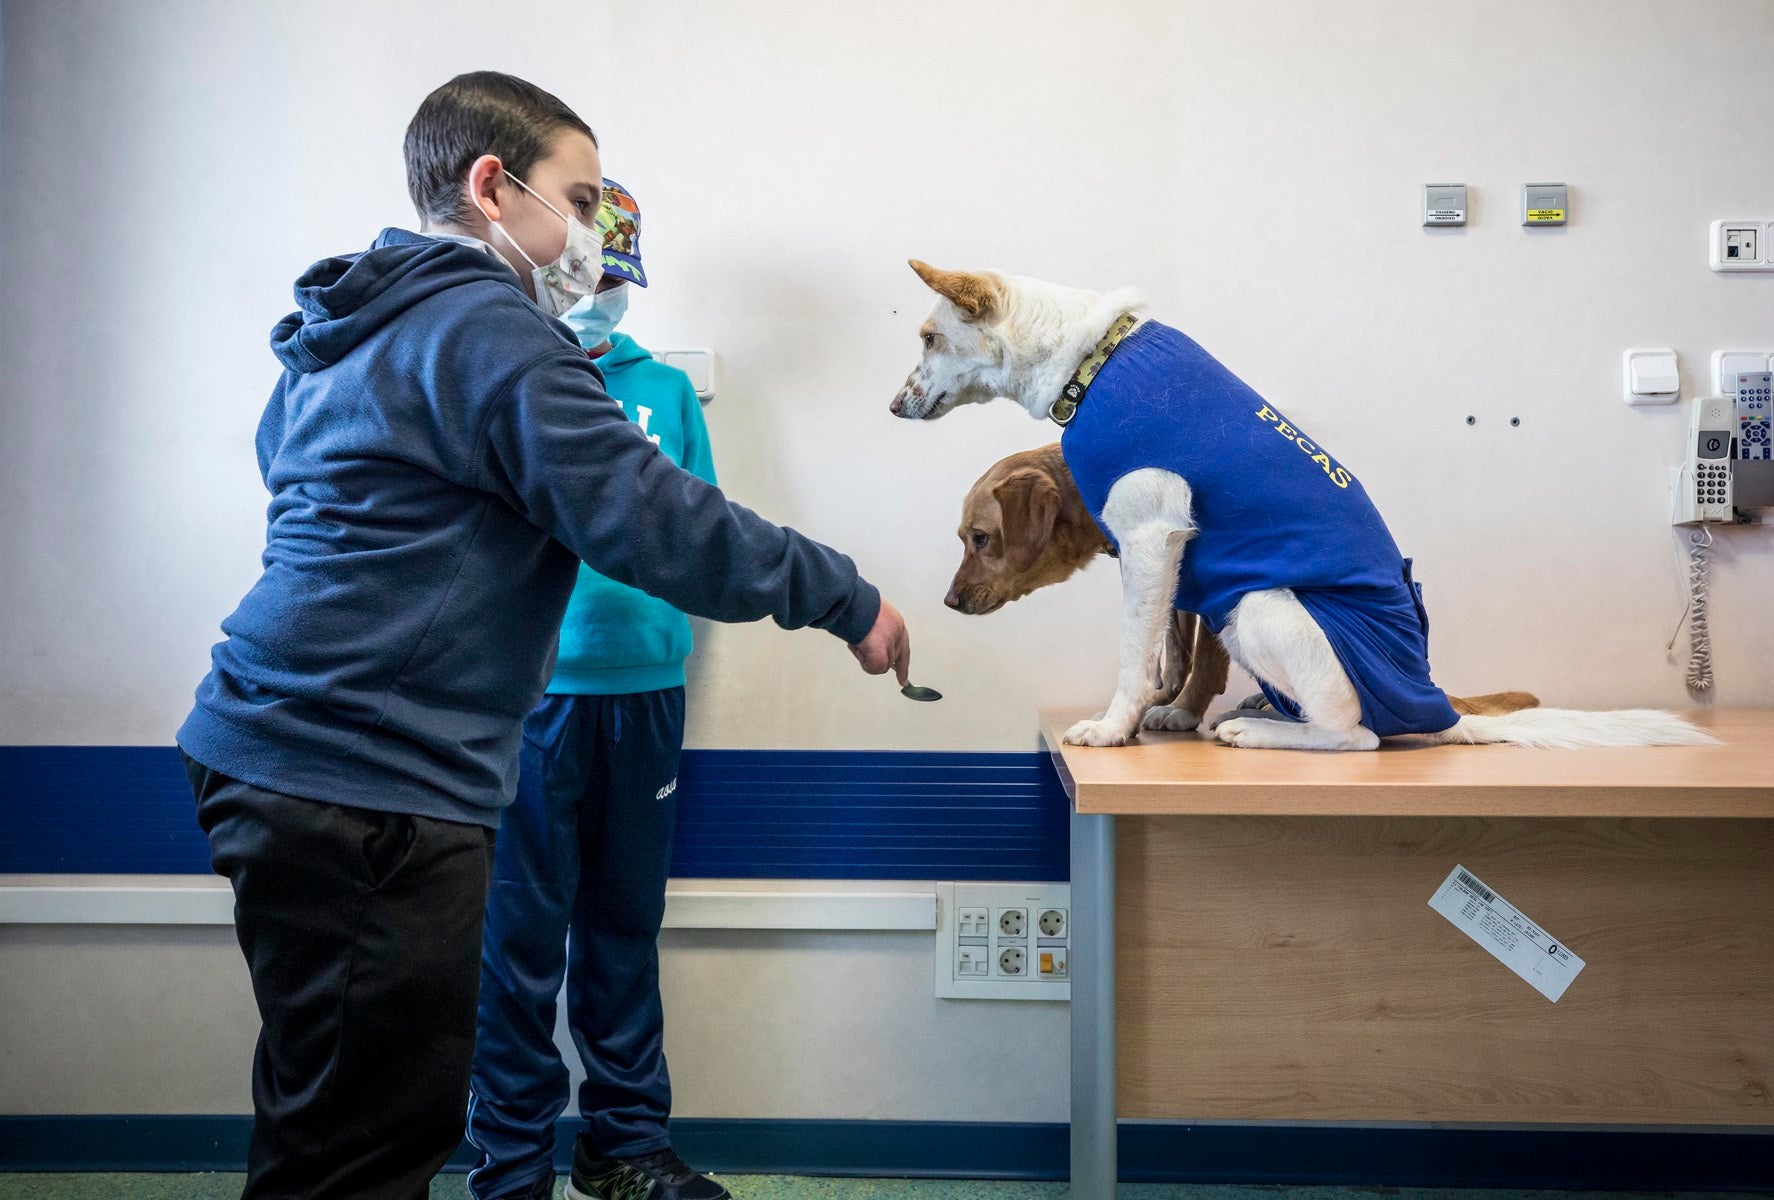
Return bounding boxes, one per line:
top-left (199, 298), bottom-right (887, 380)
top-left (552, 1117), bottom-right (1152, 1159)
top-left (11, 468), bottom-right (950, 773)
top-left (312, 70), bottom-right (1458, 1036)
top-left (564, 283), bottom-right (630, 348)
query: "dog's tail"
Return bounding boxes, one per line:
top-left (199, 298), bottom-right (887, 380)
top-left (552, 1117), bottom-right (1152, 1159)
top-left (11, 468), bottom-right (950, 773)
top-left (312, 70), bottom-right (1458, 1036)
top-left (1450, 690), bottom-right (1540, 716)
top-left (1431, 707), bottom-right (1719, 749)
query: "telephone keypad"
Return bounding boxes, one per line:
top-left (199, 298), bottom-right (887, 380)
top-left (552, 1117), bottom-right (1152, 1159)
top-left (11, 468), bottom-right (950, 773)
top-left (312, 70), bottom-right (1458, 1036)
top-left (1697, 462), bottom-right (1731, 509)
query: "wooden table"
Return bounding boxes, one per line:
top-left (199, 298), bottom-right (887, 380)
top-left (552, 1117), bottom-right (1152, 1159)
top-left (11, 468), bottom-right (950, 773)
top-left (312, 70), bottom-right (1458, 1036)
top-left (1040, 707), bottom-right (1774, 1199)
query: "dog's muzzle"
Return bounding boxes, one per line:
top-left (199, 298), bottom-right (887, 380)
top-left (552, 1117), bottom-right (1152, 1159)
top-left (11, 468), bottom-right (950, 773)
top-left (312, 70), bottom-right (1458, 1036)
top-left (893, 370), bottom-right (954, 419)
top-left (944, 586), bottom-right (1004, 615)
top-left (891, 385), bottom-right (947, 420)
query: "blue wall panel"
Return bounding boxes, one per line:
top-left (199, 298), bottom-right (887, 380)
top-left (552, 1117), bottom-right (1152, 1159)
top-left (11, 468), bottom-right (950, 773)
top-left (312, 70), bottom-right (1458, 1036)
top-left (0, 747), bottom-right (1069, 880)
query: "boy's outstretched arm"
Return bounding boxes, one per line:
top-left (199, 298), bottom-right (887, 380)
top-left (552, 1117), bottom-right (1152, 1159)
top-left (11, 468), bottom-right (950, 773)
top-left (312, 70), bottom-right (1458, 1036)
top-left (480, 349), bottom-right (902, 676)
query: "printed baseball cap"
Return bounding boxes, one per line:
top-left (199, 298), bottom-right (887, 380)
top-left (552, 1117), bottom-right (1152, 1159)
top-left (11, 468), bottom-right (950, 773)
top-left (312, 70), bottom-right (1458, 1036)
top-left (596, 179), bottom-right (646, 287)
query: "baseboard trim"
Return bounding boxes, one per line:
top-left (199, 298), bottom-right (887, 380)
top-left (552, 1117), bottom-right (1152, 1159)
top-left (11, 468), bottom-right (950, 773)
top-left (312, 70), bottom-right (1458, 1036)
top-left (1, 1115), bottom-right (1769, 1188)
top-left (0, 879), bottom-right (938, 931)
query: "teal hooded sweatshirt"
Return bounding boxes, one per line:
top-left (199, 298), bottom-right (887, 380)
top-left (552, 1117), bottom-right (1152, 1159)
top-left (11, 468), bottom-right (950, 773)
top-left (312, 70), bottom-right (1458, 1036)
top-left (549, 331), bottom-right (716, 694)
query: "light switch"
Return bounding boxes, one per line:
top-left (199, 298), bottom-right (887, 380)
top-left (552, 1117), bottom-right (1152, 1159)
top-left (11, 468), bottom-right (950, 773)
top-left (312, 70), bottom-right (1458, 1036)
top-left (1623, 347), bottom-right (1680, 407)
top-left (1712, 350), bottom-right (1772, 397)
top-left (654, 349), bottom-right (716, 402)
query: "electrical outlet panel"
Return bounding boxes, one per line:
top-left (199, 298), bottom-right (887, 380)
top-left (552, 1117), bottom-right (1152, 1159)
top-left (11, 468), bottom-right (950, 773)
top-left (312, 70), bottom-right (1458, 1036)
top-left (1710, 220), bottom-right (1773, 272)
top-left (936, 882), bottom-right (1070, 1001)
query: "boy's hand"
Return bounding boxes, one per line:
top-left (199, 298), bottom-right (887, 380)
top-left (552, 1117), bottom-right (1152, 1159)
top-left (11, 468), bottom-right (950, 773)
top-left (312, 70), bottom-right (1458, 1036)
top-left (849, 599), bottom-right (911, 687)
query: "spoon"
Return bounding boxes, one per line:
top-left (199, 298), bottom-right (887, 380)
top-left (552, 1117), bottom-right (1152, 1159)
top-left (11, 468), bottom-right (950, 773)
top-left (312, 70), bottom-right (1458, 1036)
top-left (901, 683), bottom-right (943, 703)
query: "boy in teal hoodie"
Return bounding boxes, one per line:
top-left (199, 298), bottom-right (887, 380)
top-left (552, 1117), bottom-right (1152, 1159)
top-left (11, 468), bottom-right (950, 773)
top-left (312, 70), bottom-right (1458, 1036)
top-left (467, 181), bottom-right (730, 1200)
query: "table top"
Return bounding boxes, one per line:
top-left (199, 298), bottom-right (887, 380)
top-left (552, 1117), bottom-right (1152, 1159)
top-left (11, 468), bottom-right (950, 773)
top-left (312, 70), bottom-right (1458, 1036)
top-left (1039, 707), bottom-right (1774, 817)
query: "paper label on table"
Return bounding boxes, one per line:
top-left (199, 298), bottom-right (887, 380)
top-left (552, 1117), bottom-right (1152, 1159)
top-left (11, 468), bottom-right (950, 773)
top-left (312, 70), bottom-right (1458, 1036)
top-left (1428, 865), bottom-right (1585, 1002)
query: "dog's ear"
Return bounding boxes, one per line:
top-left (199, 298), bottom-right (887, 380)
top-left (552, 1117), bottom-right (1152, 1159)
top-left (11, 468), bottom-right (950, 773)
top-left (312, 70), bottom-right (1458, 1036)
top-left (908, 259), bottom-right (1002, 320)
top-left (993, 467), bottom-right (1061, 574)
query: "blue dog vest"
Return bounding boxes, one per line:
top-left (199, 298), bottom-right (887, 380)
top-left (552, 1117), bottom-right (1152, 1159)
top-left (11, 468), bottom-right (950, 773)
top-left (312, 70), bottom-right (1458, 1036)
top-left (1060, 321), bottom-right (1459, 737)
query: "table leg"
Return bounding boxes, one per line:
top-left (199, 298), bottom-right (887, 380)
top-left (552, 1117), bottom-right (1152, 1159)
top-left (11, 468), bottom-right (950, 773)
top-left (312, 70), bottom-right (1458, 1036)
top-left (1070, 807), bottom-right (1116, 1197)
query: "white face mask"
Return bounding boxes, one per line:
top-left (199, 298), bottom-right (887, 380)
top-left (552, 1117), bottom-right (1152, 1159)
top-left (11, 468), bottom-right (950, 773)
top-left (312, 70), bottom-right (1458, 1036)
top-left (484, 171), bottom-right (604, 317)
top-left (564, 282), bottom-right (630, 347)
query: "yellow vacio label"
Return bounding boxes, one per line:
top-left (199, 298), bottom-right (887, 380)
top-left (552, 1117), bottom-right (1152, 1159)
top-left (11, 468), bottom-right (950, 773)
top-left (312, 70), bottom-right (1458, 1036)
top-left (1526, 209), bottom-right (1565, 222)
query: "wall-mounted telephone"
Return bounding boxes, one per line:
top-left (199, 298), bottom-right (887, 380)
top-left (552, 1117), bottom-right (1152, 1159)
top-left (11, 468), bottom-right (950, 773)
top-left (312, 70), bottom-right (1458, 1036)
top-left (1667, 396), bottom-right (1735, 693)
top-left (1666, 389), bottom-right (1773, 694)
top-left (1671, 395), bottom-right (1734, 525)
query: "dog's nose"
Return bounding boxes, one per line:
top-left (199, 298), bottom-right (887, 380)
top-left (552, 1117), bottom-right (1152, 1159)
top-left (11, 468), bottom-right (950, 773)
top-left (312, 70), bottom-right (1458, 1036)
top-left (944, 590), bottom-right (963, 610)
top-left (890, 396), bottom-right (904, 416)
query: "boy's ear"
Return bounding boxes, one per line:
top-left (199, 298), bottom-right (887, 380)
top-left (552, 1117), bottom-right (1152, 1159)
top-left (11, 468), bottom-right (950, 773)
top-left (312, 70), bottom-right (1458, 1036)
top-left (908, 259), bottom-right (1002, 320)
top-left (465, 154), bottom-right (507, 223)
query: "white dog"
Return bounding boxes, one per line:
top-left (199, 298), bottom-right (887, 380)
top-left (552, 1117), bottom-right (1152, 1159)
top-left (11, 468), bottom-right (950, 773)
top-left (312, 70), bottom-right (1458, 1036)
top-left (893, 259), bottom-right (1716, 752)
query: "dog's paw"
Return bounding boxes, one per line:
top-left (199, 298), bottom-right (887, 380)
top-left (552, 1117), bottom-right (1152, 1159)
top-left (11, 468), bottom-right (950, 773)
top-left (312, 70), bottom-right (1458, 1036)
top-left (1207, 707), bottom-right (1256, 732)
top-left (1214, 716), bottom-right (1282, 747)
top-left (1064, 717), bottom-right (1136, 747)
top-left (1142, 705), bottom-right (1201, 732)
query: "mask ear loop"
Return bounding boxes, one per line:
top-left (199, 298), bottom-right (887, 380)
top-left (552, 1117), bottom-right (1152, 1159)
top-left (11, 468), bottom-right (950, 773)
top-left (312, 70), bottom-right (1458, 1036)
top-left (504, 171), bottom-right (572, 225)
top-left (476, 168), bottom-right (552, 271)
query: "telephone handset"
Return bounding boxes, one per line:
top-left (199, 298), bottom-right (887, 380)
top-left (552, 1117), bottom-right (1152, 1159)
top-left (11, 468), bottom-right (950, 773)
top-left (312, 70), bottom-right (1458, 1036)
top-left (1672, 395), bottom-right (1734, 525)
top-left (1667, 395), bottom-right (1737, 692)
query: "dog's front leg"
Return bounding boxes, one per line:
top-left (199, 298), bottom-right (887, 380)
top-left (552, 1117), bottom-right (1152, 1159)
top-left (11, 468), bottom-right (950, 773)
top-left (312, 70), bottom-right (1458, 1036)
top-left (1065, 470), bottom-right (1194, 748)
top-left (1142, 612), bottom-right (1201, 732)
top-left (1146, 614), bottom-right (1231, 732)
top-left (1154, 610), bottom-right (1190, 704)
top-left (1063, 525), bottom-right (1186, 746)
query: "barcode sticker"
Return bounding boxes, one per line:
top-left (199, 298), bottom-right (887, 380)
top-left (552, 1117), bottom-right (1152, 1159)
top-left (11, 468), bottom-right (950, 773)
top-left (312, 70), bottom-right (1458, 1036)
top-left (1454, 868), bottom-right (1494, 903)
top-left (1428, 864), bottom-right (1585, 1002)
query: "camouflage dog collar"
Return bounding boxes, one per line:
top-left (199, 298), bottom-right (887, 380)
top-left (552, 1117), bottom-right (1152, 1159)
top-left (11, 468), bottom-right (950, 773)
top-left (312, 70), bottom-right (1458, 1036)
top-left (1050, 313), bottom-right (1139, 427)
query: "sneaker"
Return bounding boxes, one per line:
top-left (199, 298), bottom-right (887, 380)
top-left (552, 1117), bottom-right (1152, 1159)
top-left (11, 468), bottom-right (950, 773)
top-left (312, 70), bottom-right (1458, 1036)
top-left (564, 1141), bottom-right (730, 1200)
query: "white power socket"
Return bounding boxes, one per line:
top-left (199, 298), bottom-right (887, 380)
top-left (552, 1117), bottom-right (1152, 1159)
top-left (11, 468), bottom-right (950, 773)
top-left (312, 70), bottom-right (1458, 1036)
top-left (936, 882), bottom-right (1070, 1001)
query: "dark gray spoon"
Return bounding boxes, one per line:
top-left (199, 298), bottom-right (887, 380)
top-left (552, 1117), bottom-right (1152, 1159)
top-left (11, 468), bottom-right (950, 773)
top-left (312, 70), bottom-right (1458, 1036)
top-left (901, 684), bottom-right (943, 702)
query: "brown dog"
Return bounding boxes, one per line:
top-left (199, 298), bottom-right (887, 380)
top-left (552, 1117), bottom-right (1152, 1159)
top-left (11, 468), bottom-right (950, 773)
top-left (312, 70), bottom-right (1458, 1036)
top-left (947, 444), bottom-right (1539, 732)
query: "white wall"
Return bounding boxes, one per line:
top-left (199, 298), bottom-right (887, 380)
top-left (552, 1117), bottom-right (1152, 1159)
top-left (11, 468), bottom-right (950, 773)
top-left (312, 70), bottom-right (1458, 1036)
top-left (0, 919), bottom-right (1067, 1121)
top-left (3, 0), bottom-right (1771, 1123)
top-left (2, 0), bottom-right (1769, 750)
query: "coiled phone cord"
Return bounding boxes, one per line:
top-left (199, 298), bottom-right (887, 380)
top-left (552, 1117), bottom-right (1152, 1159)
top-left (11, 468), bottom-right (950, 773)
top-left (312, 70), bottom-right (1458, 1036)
top-left (1667, 526), bottom-right (1714, 692)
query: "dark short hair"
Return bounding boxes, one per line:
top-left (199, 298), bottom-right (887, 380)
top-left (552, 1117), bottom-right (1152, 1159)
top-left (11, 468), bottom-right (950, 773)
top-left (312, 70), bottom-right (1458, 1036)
top-left (403, 72), bottom-right (597, 226)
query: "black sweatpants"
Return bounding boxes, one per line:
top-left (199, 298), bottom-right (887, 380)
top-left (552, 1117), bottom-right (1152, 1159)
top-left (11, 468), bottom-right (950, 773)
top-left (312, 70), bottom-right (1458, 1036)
top-left (185, 754), bottom-right (495, 1200)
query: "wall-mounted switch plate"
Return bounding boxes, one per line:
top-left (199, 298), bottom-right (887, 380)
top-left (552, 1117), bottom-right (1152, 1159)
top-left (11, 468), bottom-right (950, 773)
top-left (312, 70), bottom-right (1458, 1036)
top-left (1522, 182), bottom-right (1567, 226)
top-left (1422, 183), bottom-right (1467, 226)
